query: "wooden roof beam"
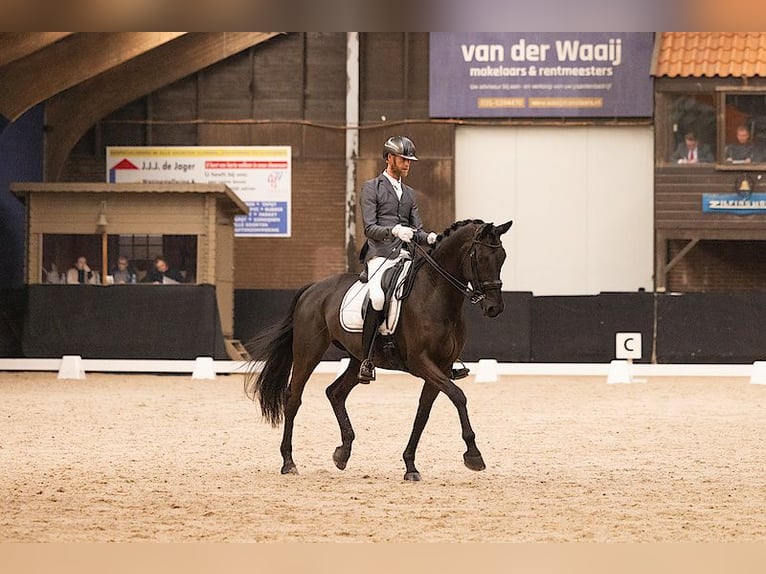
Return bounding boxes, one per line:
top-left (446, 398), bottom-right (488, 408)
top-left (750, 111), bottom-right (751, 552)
top-left (45, 32), bottom-right (282, 181)
top-left (0, 32), bottom-right (187, 122)
top-left (0, 33), bottom-right (74, 68)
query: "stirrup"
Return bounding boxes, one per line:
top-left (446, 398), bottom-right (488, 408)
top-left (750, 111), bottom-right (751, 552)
top-left (358, 359), bottom-right (375, 383)
top-left (451, 360), bottom-right (470, 380)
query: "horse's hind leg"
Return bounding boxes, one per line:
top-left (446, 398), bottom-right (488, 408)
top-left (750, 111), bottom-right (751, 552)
top-left (402, 382), bottom-right (440, 481)
top-left (279, 338), bottom-right (330, 475)
top-left (325, 358), bottom-right (363, 470)
top-left (279, 373), bottom-right (306, 475)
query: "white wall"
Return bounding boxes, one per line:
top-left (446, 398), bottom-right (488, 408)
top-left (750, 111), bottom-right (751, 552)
top-left (455, 125), bottom-right (654, 295)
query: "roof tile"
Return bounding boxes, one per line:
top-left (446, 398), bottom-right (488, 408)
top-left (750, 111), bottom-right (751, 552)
top-left (654, 32), bottom-right (766, 77)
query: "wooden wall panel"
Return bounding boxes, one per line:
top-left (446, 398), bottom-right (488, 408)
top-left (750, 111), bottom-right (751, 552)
top-left (198, 50), bottom-right (253, 119)
top-left (304, 33), bottom-right (346, 121)
top-left (655, 168), bottom-right (766, 232)
top-left (29, 193), bottom-right (206, 234)
top-left (148, 75), bottom-right (198, 145)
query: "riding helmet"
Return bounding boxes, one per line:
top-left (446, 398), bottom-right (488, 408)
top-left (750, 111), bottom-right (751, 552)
top-left (383, 136), bottom-right (418, 161)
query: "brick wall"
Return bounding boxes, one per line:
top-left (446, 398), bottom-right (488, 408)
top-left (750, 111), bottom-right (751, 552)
top-left (667, 239), bottom-right (766, 291)
top-left (234, 158), bottom-right (347, 288)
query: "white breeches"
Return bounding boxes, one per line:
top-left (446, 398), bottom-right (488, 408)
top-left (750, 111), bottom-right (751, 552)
top-left (366, 255), bottom-right (404, 310)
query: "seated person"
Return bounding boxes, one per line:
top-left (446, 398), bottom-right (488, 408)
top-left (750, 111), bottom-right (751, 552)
top-left (110, 255), bottom-right (138, 284)
top-left (725, 125), bottom-right (755, 164)
top-left (141, 255), bottom-right (184, 284)
top-left (66, 256), bottom-right (99, 285)
top-left (671, 130), bottom-right (714, 164)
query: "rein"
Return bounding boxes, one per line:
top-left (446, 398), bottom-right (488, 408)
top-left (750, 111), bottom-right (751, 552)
top-left (410, 228), bottom-right (503, 305)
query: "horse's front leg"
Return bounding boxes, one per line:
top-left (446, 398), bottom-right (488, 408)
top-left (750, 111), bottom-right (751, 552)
top-left (402, 382), bottom-right (440, 481)
top-left (416, 363), bottom-right (486, 474)
top-left (325, 359), bottom-right (363, 470)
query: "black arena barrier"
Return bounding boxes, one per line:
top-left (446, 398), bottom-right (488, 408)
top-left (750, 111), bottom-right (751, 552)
top-left (0, 288), bottom-right (27, 357)
top-left (530, 292), bottom-right (655, 363)
top-left (22, 284), bottom-right (227, 360)
top-left (460, 291), bottom-right (532, 362)
top-left (656, 292), bottom-right (766, 364)
top-left (235, 288), bottom-right (346, 360)
top-left (235, 289), bottom-right (532, 363)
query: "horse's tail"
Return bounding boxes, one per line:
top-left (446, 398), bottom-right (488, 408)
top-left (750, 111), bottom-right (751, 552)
top-left (244, 284), bottom-right (313, 427)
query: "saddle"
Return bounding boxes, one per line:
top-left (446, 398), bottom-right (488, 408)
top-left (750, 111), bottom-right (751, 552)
top-left (340, 258), bottom-right (411, 335)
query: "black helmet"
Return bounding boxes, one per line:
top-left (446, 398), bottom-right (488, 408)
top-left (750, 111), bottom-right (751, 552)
top-left (383, 136), bottom-right (418, 161)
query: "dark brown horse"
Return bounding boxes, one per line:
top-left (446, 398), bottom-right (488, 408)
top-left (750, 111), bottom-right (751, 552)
top-left (244, 219), bottom-right (512, 480)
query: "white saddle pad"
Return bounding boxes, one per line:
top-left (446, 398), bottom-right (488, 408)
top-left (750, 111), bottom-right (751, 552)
top-left (340, 259), bottom-right (412, 334)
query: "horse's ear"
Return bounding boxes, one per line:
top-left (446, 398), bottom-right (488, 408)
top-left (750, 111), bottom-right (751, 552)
top-left (495, 220), bottom-right (513, 235)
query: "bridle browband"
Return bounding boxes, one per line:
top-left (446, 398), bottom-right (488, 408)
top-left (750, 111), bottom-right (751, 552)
top-left (412, 225), bottom-right (503, 304)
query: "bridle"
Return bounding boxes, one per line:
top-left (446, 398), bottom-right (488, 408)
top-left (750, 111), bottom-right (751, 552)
top-left (412, 226), bottom-right (504, 305)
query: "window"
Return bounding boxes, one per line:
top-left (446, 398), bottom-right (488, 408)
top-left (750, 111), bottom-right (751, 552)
top-left (665, 93), bottom-right (716, 165)
top-left (118, 234), bottom-right (163, 263)
top-left (660, 89), bottom-right (766, 168)
top-left (41, 234), bottom-right (198, 284)
top-left (117, 235), bottom-right (197, 283)
top-left (722, 92), bottom-right (766, 165)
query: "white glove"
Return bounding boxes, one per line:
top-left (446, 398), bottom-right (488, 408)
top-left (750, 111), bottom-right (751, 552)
top-left (392, 224), bottom-right (414, 243)
top-left (427, 232), bottom-right (438, 245)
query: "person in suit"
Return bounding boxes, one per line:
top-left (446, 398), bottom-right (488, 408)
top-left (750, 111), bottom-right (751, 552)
top-left (141, 255), bottom-right (184, 284)
top-left (672, 130), bottom-right (714, 164)
top-left (725, 125), bottom-right (756, 164)
top-left (357, 136), bottom-right (438, 382)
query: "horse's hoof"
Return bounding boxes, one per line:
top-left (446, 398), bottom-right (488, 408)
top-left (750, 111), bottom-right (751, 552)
top-left (403, 471), bottom-right (422, 481)
top-left (280, 463), bottom-right (299, 475)
top-left (332, 446), bottom-right (349, 470)
top-left (463, 453), bottom-right (486, 471)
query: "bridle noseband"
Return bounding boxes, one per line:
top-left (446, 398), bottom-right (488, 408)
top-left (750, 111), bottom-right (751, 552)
top-left (466, 235), bottom-right (504, 304)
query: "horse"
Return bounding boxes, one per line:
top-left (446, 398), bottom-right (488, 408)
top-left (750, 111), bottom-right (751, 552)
top-left (244, 218), bottom-right (513, 481)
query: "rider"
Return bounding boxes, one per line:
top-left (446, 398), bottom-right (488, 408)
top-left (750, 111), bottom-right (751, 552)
top-left (358, 135), bottom-right (438, 382)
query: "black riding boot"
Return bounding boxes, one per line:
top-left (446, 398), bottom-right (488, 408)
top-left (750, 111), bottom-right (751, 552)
top-left (358, 304), bottom-right (384, 383)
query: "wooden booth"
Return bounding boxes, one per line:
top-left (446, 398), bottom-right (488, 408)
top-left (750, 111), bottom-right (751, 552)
top-left (653, 33), bottom-right (766, 292)
top-left (11, 182), bottom-right (249, 359)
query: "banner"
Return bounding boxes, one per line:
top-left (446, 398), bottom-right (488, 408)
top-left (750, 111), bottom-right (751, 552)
top-left (106, 146), bottom-right (292, 237)
top-left (702, 193), bottom-right (766, 215)
top-left (429, 33), bottom-right (654, 118)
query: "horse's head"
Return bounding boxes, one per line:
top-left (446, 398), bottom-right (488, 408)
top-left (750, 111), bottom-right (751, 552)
top-left (464, 220), bottom-right (512, 317)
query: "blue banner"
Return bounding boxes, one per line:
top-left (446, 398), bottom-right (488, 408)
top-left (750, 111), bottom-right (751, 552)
top-left (429, 33), bottom-right (654, 118)
top-left (702, 193), bottom-right (766, 215)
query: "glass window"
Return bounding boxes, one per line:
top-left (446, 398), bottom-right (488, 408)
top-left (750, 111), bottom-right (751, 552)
top-left (723, 93), bottom-right (766, 164)
top-left (41, 234), bottom-right (197, 284)
top-left (666, 93), bottom-right (716, 165)
top-left (42, 234), bottom-right (103, 284)
top-left (117, 235), bottom-right (197, 283)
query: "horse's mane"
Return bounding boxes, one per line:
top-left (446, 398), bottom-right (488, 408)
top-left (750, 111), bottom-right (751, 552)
top-left (432, 219), bottom-right (486, 248)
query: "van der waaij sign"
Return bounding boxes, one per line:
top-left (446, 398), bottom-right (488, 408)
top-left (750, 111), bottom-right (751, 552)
top-left (429, 33), bottom-right (654, 118)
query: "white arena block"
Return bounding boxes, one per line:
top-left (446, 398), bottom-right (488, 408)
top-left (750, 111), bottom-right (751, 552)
top-left (337, 357), bottom-right (351, 377)
top-left (192, 356), bottom-right (216, 380)
top-left (474, 359), bottom-right (498, 383)
top-left (750, 361), bottom-right (766, 385)
top-left (607, 359), bottom-right (632, 384)
top-left (58, 355), bottom-right (86, 380)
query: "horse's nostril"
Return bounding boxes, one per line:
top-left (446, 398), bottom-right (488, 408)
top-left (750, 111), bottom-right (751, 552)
top-left (484, 303), bottom-right (504, 317)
